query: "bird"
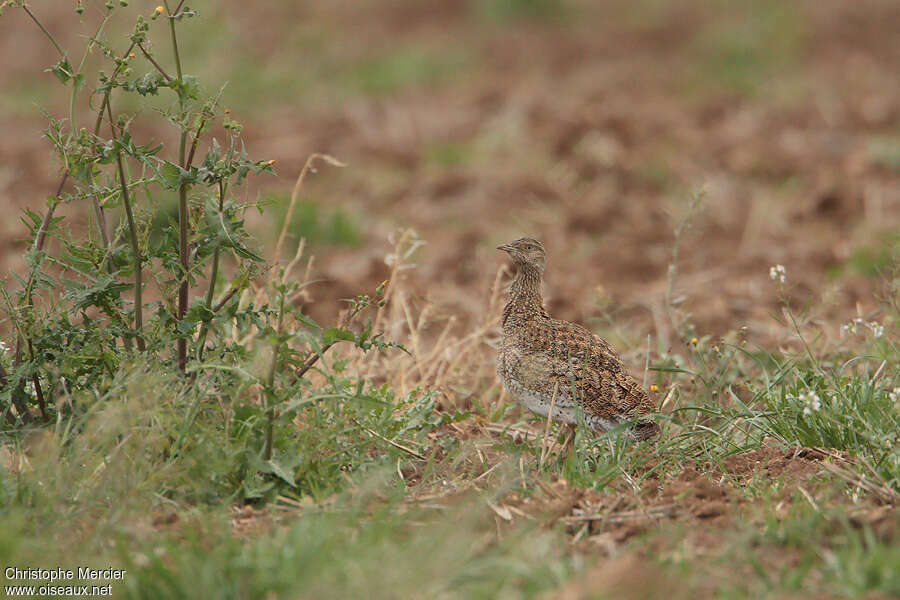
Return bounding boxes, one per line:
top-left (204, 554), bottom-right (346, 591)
top-left (495, 237), bottom-right (659, 442)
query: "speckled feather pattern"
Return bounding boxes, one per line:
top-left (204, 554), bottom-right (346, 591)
top-left (496, 238), bottom-right (659, 441)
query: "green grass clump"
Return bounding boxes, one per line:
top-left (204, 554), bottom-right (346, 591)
top-left (868, 136), bottom-right (900, 172)
top-left (654, 494), bottom-right (899, 597)
top-left (755, 367), bottom-right (898, 487)
top-left (847, 236), bottom-right (900, 278)
top-left (825, 234), bottom-right (899, 280)
top-left (474, 0), bottom-right (568, 22)
top-left (347, 49), bottom-right (465, 96)
top-left (268, 192), bottom-right (362, 248)
top-left (424, 142), bottom-right (474, 168)
top-left (688, 0), bottom-right (805, 96)
top-left (123, 486), bottom-right (572, 599)
top-left (425, 141), bottom-right (473, 167)
top-left (245, 382), bottom-right (463, 501)
top-left (0, 359), bottom-right (467, 573)
top-left (760, 372), bottom-right (897, 452)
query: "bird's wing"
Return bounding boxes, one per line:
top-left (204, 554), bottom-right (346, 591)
top-left (545, 321), bottom-right (655, 421)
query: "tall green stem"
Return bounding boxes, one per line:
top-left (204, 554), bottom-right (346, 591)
top-left (75, 15), bottom-right (113, 249)
top-left (195, 246), bottom-right (220, 361)
top-left (263, 290), bottom-right (286, 461)
top-left (89, 42), bottom-right (135, 247)
top-left (195, 124), bottom-right (230, 361)
top-left (165, 0), bottom-right (190, 373)
top-left (21, 5), bottom-right (65, 58)
top-left (70, 11), bottom-right (111, 134)
top-left (106, 101), bottom-right (146, 351)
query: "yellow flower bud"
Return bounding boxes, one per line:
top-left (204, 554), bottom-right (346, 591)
top-left (650, 384), bottom-right (658, 392)
top-left (155, 5), bottom-right (164, 14)
top-left (691, 337), bottom-right (698, 345)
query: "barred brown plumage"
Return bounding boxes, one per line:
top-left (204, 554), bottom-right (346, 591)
top-left (496, 237), bottom-right (659, 442)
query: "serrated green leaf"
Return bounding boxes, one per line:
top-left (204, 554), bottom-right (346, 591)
top-left (322, 327), bottom-right (356, 346)
top-left (262, 459), bottom-right (297, 487)
top-left (157, 161), bottom-right (183, 189)
top-left (48, 57), bottom-right (73, 84)
top-left (296, 313), bottom-right (321, 330)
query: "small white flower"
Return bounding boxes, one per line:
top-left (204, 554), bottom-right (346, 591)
top-left (843, 318), bottom-right (886, 338)
top-left (800, 390), bottom-right (821, 416)
top-left (890, 388), bottom-right (900, 404)
top-left (0, 340), bottom-right (7, 354)
top-left (841, 317), bottom-right (865, 336)
top-left (769, 264), bottom-right (786, 283)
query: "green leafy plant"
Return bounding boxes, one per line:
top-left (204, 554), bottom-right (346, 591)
top-left (0, 2), bottom-right (401, 474)
top-left (1, 2), bottom-right (270, 410)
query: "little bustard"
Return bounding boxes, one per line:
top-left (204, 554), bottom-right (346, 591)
top-left (496, 237), bottom-right (659, 442)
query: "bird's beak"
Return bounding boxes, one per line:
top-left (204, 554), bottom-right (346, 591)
top-left (497, 243), bottom-right (514, 253)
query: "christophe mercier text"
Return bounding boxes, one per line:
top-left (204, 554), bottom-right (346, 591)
top-left (5, 567), bottom-right (127, 581)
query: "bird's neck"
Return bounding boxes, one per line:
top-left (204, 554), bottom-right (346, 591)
top-left (502, 264), bottom-right (547, 330)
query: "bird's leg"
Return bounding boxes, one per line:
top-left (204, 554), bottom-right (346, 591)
top-left (560, 423), bottom-right (577, 459)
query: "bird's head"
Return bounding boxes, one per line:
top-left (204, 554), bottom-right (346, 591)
top-left (497, 237), bottom-right (546, 271)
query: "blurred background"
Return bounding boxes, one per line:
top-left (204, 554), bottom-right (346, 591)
top-left (1, 0), bottom-right (898, 352)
